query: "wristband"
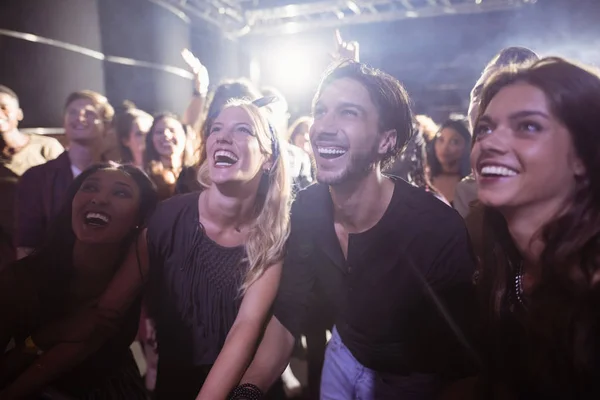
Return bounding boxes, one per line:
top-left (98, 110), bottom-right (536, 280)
top-left (228, 383), bottom-right (263, 400)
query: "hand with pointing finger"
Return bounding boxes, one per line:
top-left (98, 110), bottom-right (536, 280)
top-left (182, 48), bottom-right (209, 97)
top-left (332, 29), bottom-right (360, 62)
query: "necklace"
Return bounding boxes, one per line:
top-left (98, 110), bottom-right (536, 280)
top-left (514, 260), bottom-right (526, 308)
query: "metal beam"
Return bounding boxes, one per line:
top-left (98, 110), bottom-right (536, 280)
top-left (244, 0), bottom-right (533, 36)
top-left (169, 0), bottom-right (535, 37)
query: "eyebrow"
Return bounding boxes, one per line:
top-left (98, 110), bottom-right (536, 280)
top-left (114, 181), bottom-right (133, 189)
top-left (508, 110), bottom-right (551, 120)
top-left (337, 102), bottom-right (367, 113)
top-left (479, 110), bottom-right (551, 124)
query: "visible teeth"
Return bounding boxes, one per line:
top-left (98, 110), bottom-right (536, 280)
top-left (215, 150), bottom-right (238, 161)
top-left (317, 147), bottom-right (346, 155)
top-left (85, 212), bottom-right (109, 222)
top-left (481, 166), bottom-right (518, 177)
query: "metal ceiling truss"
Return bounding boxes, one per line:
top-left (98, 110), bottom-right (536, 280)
top-left (165, 0), bottom-right (535, 37)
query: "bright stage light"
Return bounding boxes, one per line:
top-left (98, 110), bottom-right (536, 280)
top-left (266, 42), bottom-right (318, 93)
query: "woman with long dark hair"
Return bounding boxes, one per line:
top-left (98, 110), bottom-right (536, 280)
top-left (144, 112), bottom-right (197, 200)
top-left (114, 103), bottom-right (153, 168)
top-left (471, 57), bottom-right (600, 398)
top-left (0, 163), bottom-right (157, 399)
top-left (427, 119), bottom-right (471, 204)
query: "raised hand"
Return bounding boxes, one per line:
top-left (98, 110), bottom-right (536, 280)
top-left (182, 48), bottom-right (209, 96)
top-left (332, 29), bottom-right (360, 62)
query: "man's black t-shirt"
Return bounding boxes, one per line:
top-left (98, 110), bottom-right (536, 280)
top-left (273, 177), bottom-right (478, 377)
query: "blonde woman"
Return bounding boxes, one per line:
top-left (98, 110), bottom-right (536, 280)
top-left (143, 98), bottom-right (291, 400)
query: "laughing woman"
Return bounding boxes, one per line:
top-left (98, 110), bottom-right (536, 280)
top-left (0, 163), bottom-right (157, 399)
top-left (144, 113), bottom-right (197, 200)
top-left (145, 98), bottom-right (291, 399)
top-left (472, 58), bottom-right (600, 398)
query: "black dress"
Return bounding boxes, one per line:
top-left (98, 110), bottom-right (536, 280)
top-left (146, 192), bottom-right (283, 399)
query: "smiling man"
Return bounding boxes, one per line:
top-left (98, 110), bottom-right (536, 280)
top-left (231, 61), bottom-right (478, 400)
top-left (15, 90), bottom-right (113, 258)
top-left (0, 85), bottom-right (63, 265)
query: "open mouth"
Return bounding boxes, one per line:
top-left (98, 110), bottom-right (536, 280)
top-left (479, 165), bottom-right (518, 178)
top-left (84, 211), bottom-right (111, 227)
top-left (214, 150), bottom-right (239, 167)
top-left (317, 146), bottom-right (347, 160)
top-left (71, 123), bottom-right (90, 131)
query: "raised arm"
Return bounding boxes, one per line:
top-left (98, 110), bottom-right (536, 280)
top-left (195, 263), bottom-right (282, 400)
top-left (181, 48), bottom-right (209, 133)
top-left (0, 231), bottom-right (149, 399)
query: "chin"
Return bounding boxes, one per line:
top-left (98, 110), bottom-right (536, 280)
top-left (316, 170), bottom-right (349, 186)
top-left (477, 191), bottom-right (515, 209)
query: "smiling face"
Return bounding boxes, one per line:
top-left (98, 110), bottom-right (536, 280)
top-left (292, 122), bottom-right (312, 155)
top-left (206, 105), bottom-right (270, 185)
top-left (434, 127), bottom-right (468, 173)
top-left (310, 77), bottom-right (395, 185)
top-left (151, 117), bottom-right (186, 159)
top-left (64, 98), bottom-right (105, 143)
top-left (71, 169), bottom-right (141, 244)
top-left (471, 82), bottom-right (585, 212)
top-left (0, 93), bottom-right (22, 134)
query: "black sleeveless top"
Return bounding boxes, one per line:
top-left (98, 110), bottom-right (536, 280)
top-left (146, 192), bottom-right (247, 366)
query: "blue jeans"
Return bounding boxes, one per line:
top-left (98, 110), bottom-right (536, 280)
top-left (320, 327), bottom-right (440, 400)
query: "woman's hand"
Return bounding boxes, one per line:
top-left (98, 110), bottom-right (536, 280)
top-left (182, 48), bottom-right (209, 97)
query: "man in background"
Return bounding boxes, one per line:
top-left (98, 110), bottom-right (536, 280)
top-left (0, 85), bottom-right (63, 266)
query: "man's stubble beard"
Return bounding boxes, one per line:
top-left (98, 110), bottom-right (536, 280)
top-left (316, 144), bottom-right (379, 187)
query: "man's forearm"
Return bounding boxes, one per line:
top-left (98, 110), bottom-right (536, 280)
top-left (239, 317), bottom-right (296, 391)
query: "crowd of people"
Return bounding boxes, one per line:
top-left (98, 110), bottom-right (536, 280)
top-left (1, 30), bottom-right (600, 400)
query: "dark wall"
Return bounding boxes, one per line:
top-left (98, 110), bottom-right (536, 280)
top-left (98, 0), bottom-right (193, 115)
top-left (0, 0), bottom-right (241, 128)
top-left (0, 0), bottom-right (105, 128)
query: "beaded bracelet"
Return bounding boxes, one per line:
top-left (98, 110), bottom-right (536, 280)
top-left (228, 383), bottom-right (263, 400)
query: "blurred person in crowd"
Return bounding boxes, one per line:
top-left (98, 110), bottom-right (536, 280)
top-left (235, 60), bottom-right (477, 400)
top-left (470, 57), bottom-right (600, 398)
top-left (15, 90), bottom-right (114, 259)
top-left (0, 163), bottom-right (157, 399)
top-left (144, 112), bottom-right (197, 200)
top-left (385, 115), bottom-right (436, 188)
top-left (0, 85), bottom-right (63, 267)
top-left (181, 48), bottom-right (210, 134)
top-left (288, 116), bottom-right (313, 156)
top-left (454, 47), bottom-right (539, 218)
top-left (262, 86), bottom-right (313, 191)
top-left (113, 101), bottom-right (153, 168)
top-left (427, 119), bottom-right (471, 205)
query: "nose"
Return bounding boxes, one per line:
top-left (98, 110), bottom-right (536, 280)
top-left (90, 191), bottom-right (110, 205)
top-left (312, 112), bottom-right (338, 138)
top-left (162, 130), bottom-right (174, 141)
top-left (478, 125), bottom-right (510, 155)
top-left (214, 127), bottom-right (234, 144)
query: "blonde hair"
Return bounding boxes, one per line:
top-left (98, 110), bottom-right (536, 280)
top-left (197, 100), bottom-right (292, 293)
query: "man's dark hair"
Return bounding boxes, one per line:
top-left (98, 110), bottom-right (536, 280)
top-left (0, 85), bottom-right (19, 105)
top-left (313, 60), bottom-right (414, 169)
